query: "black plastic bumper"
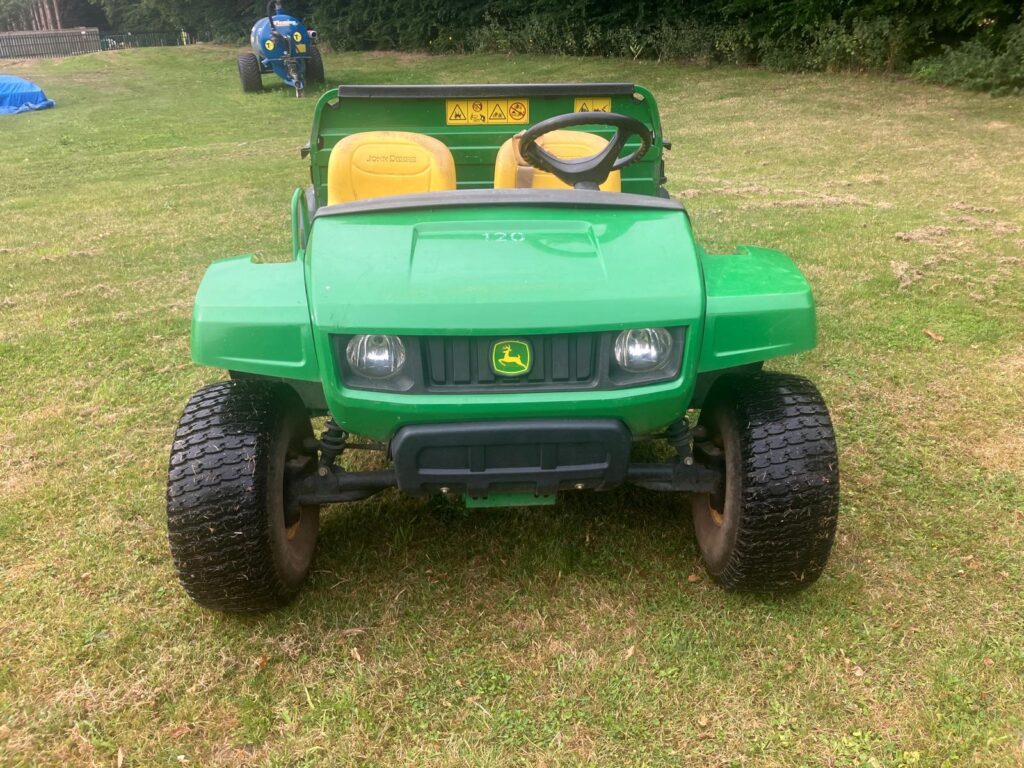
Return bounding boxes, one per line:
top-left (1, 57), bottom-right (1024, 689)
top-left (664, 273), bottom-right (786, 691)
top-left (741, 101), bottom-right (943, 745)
top-left (391, 419), bottom-right (632, 497)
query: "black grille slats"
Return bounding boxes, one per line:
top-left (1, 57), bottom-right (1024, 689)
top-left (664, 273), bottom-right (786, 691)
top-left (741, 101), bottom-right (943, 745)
top-left (423, 334), bottom-right (599, 392)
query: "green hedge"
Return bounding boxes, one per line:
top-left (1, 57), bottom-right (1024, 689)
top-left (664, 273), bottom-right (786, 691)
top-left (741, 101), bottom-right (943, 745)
top-left (913, 23), bottom-right (1024, 95)
top-left (311, 0), bottom-right (1024, 92)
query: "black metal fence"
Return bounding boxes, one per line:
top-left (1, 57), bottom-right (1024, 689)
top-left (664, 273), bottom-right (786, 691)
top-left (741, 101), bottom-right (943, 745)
top-left (0, 28), bottom-right (207, 59)
top-left (0, 27), bottom-right (101, 59)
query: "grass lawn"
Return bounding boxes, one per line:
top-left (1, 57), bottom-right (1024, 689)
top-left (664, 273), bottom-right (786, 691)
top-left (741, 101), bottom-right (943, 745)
top-left (1, 45), bottom-right (1022, 767)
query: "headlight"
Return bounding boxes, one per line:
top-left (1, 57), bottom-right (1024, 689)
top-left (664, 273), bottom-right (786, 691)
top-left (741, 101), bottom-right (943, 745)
top-left (346, 334), bottom-right (406, 379)
top-left (613, 328), bottom-right (673, 372)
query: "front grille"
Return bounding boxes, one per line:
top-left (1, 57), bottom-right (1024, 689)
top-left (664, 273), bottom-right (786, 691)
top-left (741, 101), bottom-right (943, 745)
top-left (422, 333), bottom-right (599, 392)
top-left (332, 328), bottom-right (685, 394)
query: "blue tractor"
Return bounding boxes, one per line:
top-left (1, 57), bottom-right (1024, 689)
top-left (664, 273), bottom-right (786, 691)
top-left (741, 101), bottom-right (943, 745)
top-left (238, 2), bottom-right (325, 97)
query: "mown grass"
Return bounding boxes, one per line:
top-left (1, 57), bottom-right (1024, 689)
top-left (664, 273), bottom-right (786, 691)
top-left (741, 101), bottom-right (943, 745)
top-left (0, 46), bottom-right (1022, 767)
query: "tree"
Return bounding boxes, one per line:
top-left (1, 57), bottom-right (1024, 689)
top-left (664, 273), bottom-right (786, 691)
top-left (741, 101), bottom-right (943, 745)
top-left (2, 0), bottom-right (67, 30)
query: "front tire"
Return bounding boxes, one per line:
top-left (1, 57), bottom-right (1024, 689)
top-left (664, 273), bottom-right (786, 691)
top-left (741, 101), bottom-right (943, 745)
top-left (237, 52), bottom-right (263, 93)
top-left (692, 372), bottom-right (839, 592)
top-left (166, 380), bottom-right (320, 612)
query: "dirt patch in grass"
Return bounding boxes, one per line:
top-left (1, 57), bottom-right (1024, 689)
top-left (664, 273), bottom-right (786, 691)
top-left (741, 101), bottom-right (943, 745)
top-left (761, 193), bottom-right (895, 209)
top-left (951, 201), bottom-right (998, 214)
top-left (896, 225), bottom-right (952, 243)
top-left (890, 349), bottom-right (1024, 476)
top-left (888, 210), bottom-right (1022, 297)
top-left (971, 422), bottom-right (1024, 475)
top-left (0, 446), bottom-right (48, 497)
top-left (680, 183), bottom-right (895, 210)
top-left (954, 214), bottom-right (1022, 234)
top-left (890, 260), bottom-right (923, 289)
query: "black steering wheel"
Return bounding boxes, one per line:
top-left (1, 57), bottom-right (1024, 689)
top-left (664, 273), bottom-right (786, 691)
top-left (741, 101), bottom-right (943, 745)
top-left (518, 112), bottom-right (654, 191)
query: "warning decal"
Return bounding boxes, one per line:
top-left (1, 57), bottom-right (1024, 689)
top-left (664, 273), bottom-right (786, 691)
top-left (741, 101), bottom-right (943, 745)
top-left (508, 100), bottom-right (528, 121)
top-left (574, 96), bottom-right (612, 113)
top-left (446, 98), bottom-right (529, 126)
top-left (448, 102), bottom-right (468, 123)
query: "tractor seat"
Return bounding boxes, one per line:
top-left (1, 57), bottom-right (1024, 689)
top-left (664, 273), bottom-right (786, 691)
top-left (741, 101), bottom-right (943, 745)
top-left (326, 131), bottom-right (456, 205)
top-left (493, 130), bottom-right (621, 192)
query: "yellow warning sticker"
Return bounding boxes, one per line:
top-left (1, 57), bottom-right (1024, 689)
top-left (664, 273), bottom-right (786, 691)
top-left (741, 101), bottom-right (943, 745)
top-left (488, 100), bottom-right (507, 121)
top-left (574, 96), bottom-right (612, 113)
top-left (446, 98), bottom-right (529, 126)
top-left (507, 99), bottom-right (529, 123)
top-left (447, 100), bottom-right (468, 123)
top-left (468, 99), bottom-right (487, 123)
top-left (296, 43), bottom-right (307, 52)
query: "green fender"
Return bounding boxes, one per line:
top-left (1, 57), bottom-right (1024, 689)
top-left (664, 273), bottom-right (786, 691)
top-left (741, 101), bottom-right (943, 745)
top-left (699, 246), bottom-right (817, 372)
top-left (191, 256), bottom-right (320, 381)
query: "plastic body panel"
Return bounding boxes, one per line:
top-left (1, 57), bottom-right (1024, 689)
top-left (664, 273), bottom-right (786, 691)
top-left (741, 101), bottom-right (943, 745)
top-left (191, 256), bottom-right (319, 381)
top-left (698, 246), bottom-right (817, 371)
top-left (305, 199), bottom-right (700, 334)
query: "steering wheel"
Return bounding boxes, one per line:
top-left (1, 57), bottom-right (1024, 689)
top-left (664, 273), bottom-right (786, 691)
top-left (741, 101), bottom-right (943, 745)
top-left (518, 112), bottom-right (654, 191)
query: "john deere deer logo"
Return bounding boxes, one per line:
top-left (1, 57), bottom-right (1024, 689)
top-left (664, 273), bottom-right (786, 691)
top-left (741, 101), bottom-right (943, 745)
top-left (491, 340), bottom-right (532, 376)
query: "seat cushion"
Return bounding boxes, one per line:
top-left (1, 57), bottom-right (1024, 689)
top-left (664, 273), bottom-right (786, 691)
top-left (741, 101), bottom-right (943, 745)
top-left (327, 131), bottom-right (456, 205)
top-left (493, 130), bottom-right (621, 192)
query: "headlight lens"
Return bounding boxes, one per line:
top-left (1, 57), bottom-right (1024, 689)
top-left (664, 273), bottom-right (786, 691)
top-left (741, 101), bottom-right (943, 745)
top-left (613, 328), bottom-right (673, 372)
top-left (346, 334), bottom-right (406, 379)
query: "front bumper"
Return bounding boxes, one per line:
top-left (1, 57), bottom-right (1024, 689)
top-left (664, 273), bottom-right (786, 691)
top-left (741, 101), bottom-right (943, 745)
top-left (392, 419), bottom-right (632, 497)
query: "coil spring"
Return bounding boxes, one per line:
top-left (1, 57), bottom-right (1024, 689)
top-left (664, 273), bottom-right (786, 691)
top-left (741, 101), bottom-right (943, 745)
top-left (318, 418), bottom-right (347, 467)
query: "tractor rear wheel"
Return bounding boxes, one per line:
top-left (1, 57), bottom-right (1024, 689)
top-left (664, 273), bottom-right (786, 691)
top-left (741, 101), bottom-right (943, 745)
top-left (166, 380), bottom-right (320, 612)
top-left (238, 52), bottom-right (263, 93)
top-left (305, 46), bottom-right (325, 85)
top-left (691, 372), bottom-right (839, 592)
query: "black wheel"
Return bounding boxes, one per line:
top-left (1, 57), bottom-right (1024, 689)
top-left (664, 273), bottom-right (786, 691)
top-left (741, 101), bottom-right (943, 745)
top-left (237, 52), bottom-right (263, 93)
top-left (305, 45), bottom-right (325, 85)
top-left (692, 372), bottom-right (839, 592)
top-left (166, 380), bottom-right (320, 612)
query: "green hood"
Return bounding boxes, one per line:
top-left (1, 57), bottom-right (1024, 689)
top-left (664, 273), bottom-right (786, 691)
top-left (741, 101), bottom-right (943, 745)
top-left (306, 202), bottom-right (704, 335)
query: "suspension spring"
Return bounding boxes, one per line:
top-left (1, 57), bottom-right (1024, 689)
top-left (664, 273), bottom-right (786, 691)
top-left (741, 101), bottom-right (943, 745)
top-left (664, 419), bottom-right (694, 465)
top-left (318, 418), bottom-right (347, 468)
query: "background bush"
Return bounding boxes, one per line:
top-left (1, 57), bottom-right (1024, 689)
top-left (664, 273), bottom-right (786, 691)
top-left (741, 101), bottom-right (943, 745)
top-left (3, 0), bottom-right (1021, 93)
top-left (913, 23), bottom-right (1024, 94)
top-left (312, 0), bottom-right (1023, 92)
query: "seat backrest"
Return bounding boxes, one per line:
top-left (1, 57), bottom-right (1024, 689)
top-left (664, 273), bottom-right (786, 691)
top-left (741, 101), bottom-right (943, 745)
top-left (326, 131), bottom-right (456, 205)
top-left (493, 130), bottom-right (621, 192)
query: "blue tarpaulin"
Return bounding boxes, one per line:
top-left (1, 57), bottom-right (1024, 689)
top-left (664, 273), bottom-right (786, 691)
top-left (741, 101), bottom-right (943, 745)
top-left (0, 75), bottom-right (55, 114)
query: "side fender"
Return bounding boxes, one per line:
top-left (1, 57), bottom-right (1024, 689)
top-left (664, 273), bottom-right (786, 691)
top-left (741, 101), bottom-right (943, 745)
top-left (191, 256), bottom-right (320, 381)
top-left (699, 246), bottom-right (817, 372)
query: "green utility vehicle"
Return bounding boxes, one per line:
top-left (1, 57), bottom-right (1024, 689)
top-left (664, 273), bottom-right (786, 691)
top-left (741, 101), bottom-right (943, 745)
top-left (167, 83), bottom-right (839, 612)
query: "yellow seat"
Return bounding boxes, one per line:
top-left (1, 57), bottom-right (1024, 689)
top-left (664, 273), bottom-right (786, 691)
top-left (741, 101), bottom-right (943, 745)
top-left (327, 131), bottom-right (456, 205)
top-left (493, 130), bottom-right (621, 192)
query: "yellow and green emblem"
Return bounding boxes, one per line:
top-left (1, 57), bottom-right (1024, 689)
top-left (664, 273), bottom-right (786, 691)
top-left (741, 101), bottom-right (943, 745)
top-left (491, 340), bottom-right (532, 376)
